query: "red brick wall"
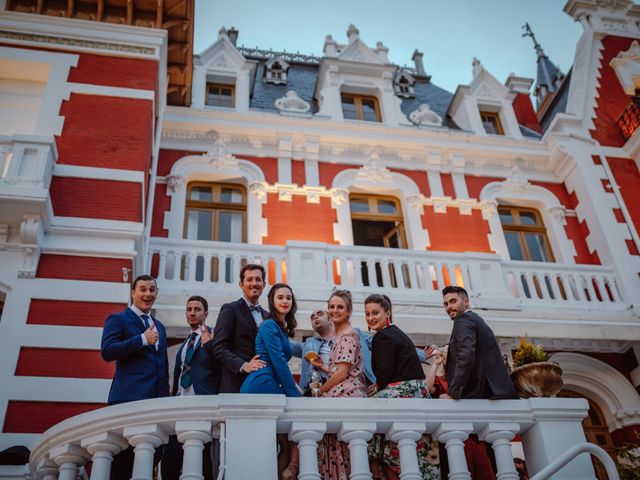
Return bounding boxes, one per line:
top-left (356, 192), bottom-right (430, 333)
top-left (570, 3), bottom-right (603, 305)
top-left (262, 194), bottom-right (338, 245)
top-left (440, 173), bottom-right (455, 198)
top-left (465, 175), bottom-right (502, 200)
top-left (423, 206), bottom-right (493, 252)
top-left (590, 36), bottom-right (635, 147)
top-left (512, 93), bottom-right (542, 133)
top-left (238, 156), bottom-right (278, 184)
top-left (27, 299), bottom-right (126, 327)
top-left (56, 94), bottom-right (153, 170)
top-left (606, 157), bottom-right (640, 243)
top-left (67, 54), bottom-right (157, 91)
top-left (15, 348), bottom-right (114, 379)
top-left (318, 162), bottom-right (352, 188)
top-left (151, 183), bottom-right (171, 237)
top-left (36, 254), bottom-right (132, 282)
top-left (50, 176), bottom-right (142, 222)
top-left (390, 168), bottom-right (431, 196)
top-left (157, 149), bottom-right (201, 177)
top-left (291, 159), bottom-right (306, 186)
top-left (3, 401), bottom-right (105, 434)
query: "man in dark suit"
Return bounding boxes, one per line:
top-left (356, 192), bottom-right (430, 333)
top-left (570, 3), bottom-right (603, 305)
top-left (439, 285), bottom-right (517, 400)
top-left (101, 274), bottom-right (169, 479)
top-left (205, 264), bottom-right (267, 393)
top-left (162, 295), bottom-right (218, 480)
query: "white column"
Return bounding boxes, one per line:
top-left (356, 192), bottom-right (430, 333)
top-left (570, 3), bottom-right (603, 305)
top-left (387, 422), bottom-right (426, 480)
top-left (50, 444), bottom-right (88, 480)
top-left (479, 423), bottom-right (520, 480)
top-left (522, 398), bottom-right (595, 478)
top-left (81, 432), bottom-right (129, 480)
top-left (176, 420), bottom-right (213, 480)
top-left (434, 423), bottom-right (473, 480)
top-left (290, 422), bottom-right (326, 480)
top-left (37, 459), bottom-right (59, 480)
top-left (124, 424), bottom-right (169, 480)
top-left (338, 422), bottom-right (376, 480)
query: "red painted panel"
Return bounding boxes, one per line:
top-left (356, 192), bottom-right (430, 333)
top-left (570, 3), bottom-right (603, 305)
top-left (50, 176), bottom-right (142, 221)
top-left (238, 156), bottom-right (278, 184)
top-left (151, 183), bottom-right (170, 237)
top-left (3, 401), bottom-right (105, 433)
top-left (592, 155), bottom-right (602, 165)
top-left (67, 54), bottom-right (157, 90)
top-left (607, 157), bottom-right (640, 238)
top-left (611, 424), bottom-right (640, 446)
top-left (389, 168), bottom-right (430, 196)
top-left (36, 254), bottom-right (132, 282)
top-left (590, 36), bottom-right (636, 147)
top-left (291, 159), bottom-right (306, 186)
top-left (422, 206), bottom-right (493, 252)
top-left (56, 93), bottom-right (153, 170)
top-left (569, 218), bottom-right (601, 265)
top-left (465, 175), bottom-right (502, 200)
top-left (531, 181), bottom-right (579, 209)
top-left (512, 93), bottom-right (542, 133)
top-left (440, 173), bottom-right (455, 198)
top-left (262, 194), bottom-right (338, 245)
top-left (15, 348), bottom-right (114, 379)
top-left (158, 149), bottom-right (201, 177)
top-left (318, 162), bottom-right (352, 188)
top-left (27, 299), bottom-right (126, 327)
top-left (626, 239), bottom-right (640, 256)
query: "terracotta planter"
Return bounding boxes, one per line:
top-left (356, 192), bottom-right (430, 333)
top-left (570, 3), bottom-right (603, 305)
top-left (510, 361), bottom-right (564, 398)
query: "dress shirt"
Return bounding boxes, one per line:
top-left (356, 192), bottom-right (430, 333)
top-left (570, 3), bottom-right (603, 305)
top-left (243, 297), bottom-right (264, 328)
top-left (177, 328), bottom-right (202, 396)
top-left (130, 304), bottom-right (158, 350)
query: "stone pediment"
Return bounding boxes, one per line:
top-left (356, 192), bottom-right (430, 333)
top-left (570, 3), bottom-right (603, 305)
top-left (338, 38), bottom-right (383, 64)
top-left (469, 59), bottom-right (510, 101)
top-left (196, 28), bottom-right (247, 71)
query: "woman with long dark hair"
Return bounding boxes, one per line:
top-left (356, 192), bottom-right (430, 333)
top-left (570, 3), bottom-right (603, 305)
top-left (240, 283), bottom-right (301, 397)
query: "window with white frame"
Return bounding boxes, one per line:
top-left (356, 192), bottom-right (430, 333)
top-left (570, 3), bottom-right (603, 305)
top-left (394, 72), bottom-right (415, 98)
top-left (264, 57), bottom-right (289, 85)
top-left (499, 205), bottom-right (554, 262)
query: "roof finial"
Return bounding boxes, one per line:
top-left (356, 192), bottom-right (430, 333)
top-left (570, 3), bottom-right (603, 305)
top-left (522, 22), bottom-right (545, 59)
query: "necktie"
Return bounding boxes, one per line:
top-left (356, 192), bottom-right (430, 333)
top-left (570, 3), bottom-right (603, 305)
top-left (140, 314), bottom-right (150, 329)
top-left (180, 332), bottom-right (198, 389)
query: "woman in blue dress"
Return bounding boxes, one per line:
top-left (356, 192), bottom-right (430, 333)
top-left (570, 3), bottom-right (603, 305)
top-left (240, 282), bottom-right (302, 397)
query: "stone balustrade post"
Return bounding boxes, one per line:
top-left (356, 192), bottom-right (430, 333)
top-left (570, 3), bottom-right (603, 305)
top-left (81, 432), bottom-right (129, 480)
top-left (434, 423), bottom-right (473, 480)
top-left (175, 420), bottom-right (213, 480)
top-left (50, 444), bottom-right (88, 480)
top-left (37, 459), bottom-right (59, 480)
top-left (289, 422), bottom-right (326, 480)
top-left (387, 422), bottom-right (426, 480)
top-left (218, 394), bottom-right (285, 480)
top-left (338, 422), bottom-right (376, 480)
top-left (123, 424), bottom-right (169, 480)
top-left (479, 423), bottom-right (520, 480)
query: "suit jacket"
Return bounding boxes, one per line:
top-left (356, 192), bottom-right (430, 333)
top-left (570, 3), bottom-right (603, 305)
top-left (445, 310), bottom-right (517, 400)
top-left (371, 325), bottom-right (425, 391)
top-left (204, 298), bottom-right (268, 393)
top-left (101, 308), bottom-right (170, 405)
top-left (172, 327), bottom-right (219, 396)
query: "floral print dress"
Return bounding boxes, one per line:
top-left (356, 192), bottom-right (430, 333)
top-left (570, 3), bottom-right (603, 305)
top-left (318, 329), bottom-right (366, 479)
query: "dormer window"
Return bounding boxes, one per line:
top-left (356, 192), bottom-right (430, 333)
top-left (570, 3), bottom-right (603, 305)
top-left (264, 57), bottom-right (289, 85)
top-left (480, 110), bottom-right (504, 135)
top-left (394, 72), bottom-right (416, 98)
top-left (342, 93), bottom-right (381, 122)
top-left (206, 82), bottom-right (235, 108)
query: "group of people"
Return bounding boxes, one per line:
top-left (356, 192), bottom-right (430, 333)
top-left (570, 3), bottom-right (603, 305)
top-left (101, 264), bottom-right (517, 480)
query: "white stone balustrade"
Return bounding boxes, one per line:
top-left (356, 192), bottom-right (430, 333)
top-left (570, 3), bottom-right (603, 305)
top-left (148, 237), bottom-right (627, 312)
top-left (29, 395), bottom-right (599, 480)
top-left (0, 134), bottom-right (56, 195)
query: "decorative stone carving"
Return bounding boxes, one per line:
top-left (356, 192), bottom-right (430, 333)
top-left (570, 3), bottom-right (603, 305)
top-left (249, 182), bottom-right (267, 201)
top-left (20, 215), bottom-right (40, 244)
top-left (476, 84), bottom-right (497, 99)
top-left (264, 57), bottom-right (289, 85)
top-left (305, 186), bottom-right (324, 204)
top-left (275, 91), bottom-right (311, 114)
top-left (615, 408), bottom-right (640, 421)
top-left (277, 184), bottom-right (294, 202)
top-left (409, 104), bottom-right (442, 126)
top-left (331, 188), bottom-right (349, 207)
top-left (481, 200), bottom-right (499, 220)
top-left (595, 0), bottom-right (627, 10)
top-left (610, 40), bottom-right (640, 95)
top-left (203, 138), bottom-right (240, 171)
top-left (548, 206), bottom-right (568, 223)
top-left (356, 150), bottom-right (393, 183)
top-left (166, 175), bottom-right (185, 195)
top-left (406, 195), bottom-right (423, 211)
top-left (503, 161), bottom-right (531, 193)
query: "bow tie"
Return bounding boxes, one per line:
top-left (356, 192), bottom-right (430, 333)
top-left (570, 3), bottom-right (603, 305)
top-left (249, 304), bottom-right (261, 313)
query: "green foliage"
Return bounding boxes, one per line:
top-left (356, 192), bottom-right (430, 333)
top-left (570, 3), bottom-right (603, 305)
top-left (617, 430), bottom-right (640, 480)
top-left (512, 337), bottom-right (551, 368)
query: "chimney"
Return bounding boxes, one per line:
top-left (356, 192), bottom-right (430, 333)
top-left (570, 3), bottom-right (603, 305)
top-left (228, 27), bottom-right (239, 46)
top-left (412, 50), bottom-right (425, 75)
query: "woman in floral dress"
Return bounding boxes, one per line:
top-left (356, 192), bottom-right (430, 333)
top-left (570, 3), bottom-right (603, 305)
top-left (317, 289), bottom-right (366, 479)
top-left (366, 294), bottom-right (440, 480)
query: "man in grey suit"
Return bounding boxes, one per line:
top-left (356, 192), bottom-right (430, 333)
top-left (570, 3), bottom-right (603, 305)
top-left (205, 264), bottom-right (267, 393)
top-left (437, 285), bottom-right (517, 400)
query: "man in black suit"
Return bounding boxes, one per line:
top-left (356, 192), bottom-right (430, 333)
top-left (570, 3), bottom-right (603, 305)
top-left (205, 263), bottom-right (267, 393)
top-left (162, 295), bottom-right (218, 480)
top-left (439, 285), bottom-right (517, 400)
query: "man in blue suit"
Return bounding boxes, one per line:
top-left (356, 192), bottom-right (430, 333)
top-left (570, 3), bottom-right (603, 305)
top-left (162, 295), bottom-right (217, 480)
top-left (101, 274), bottom-right (169, 479)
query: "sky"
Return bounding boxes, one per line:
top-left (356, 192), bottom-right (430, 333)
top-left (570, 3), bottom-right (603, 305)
top-left (194, 0), bottom-right (583, 94)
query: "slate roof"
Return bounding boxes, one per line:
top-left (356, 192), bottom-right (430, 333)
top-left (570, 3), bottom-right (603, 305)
top-left (540, 68), bottom-right (571, 133)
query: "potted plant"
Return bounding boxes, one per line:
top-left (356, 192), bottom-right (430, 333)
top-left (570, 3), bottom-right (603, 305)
top-left (510, 338), bottom-right (564, 398)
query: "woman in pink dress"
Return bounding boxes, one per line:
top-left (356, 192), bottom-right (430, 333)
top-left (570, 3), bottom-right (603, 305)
top-left (317, 289), bottom-right (366, 479)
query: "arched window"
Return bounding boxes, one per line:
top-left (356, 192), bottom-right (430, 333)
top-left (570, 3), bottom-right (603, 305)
top-left (184, 182), bottom-right (246, 242)
top-left (499, 206), bottom-right (554, 262)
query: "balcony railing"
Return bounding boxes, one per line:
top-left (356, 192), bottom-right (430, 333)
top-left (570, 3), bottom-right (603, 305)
top-left (148, 238), bottom-right (627, 311)
top-left (29, 395), bottom-right (604, 480)
top-left (617, 94), bottom-right (640, 141)
top-left (0, 134), bottom-right (56, 196)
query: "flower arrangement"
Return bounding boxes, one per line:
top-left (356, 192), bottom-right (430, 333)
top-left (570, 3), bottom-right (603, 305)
top-left (512, 337), bottom-right (551, 368)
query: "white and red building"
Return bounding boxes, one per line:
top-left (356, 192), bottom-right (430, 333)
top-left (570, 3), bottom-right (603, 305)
top-left (0, 0), bottom-right (639, 478)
